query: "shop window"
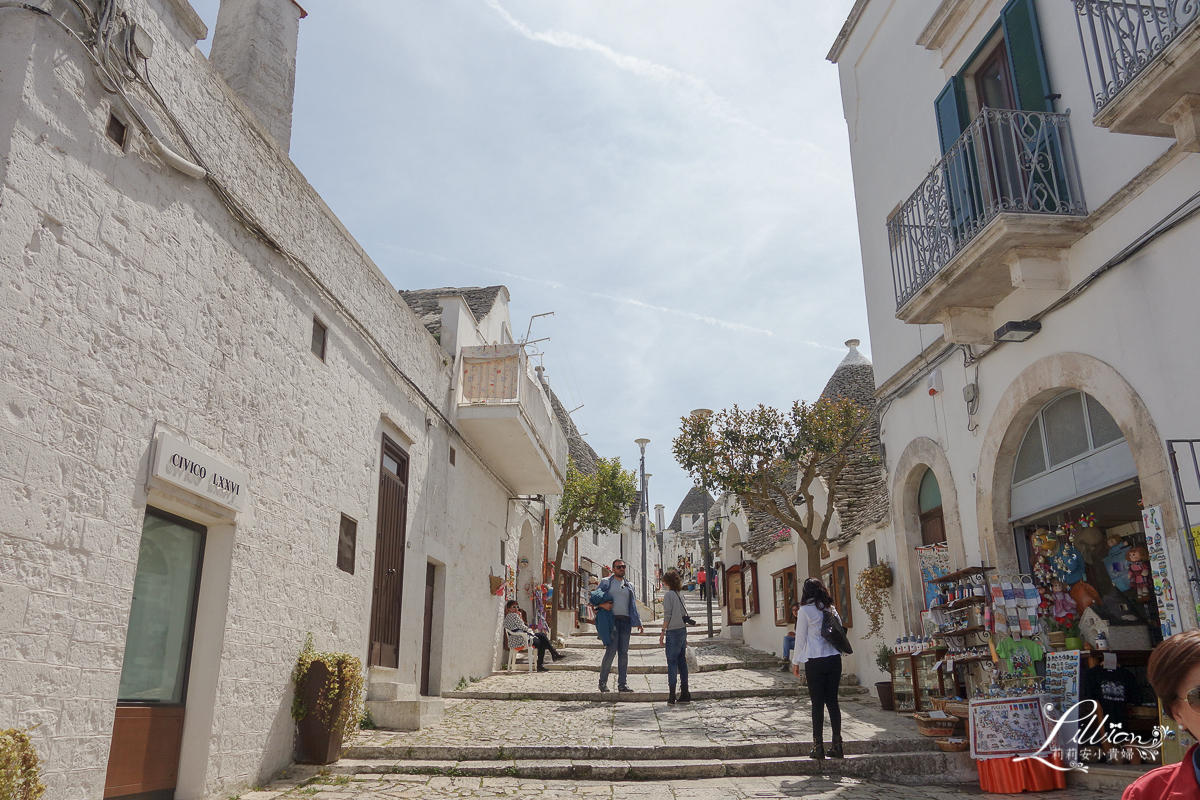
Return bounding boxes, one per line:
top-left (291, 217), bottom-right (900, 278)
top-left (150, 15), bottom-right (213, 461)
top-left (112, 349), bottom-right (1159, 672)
top-left (557, 571), bottom-right (580, 611)
top-left (771, 565), bottom-right (797, 627)
top-left (1012, 391), bottom-right (1127, 485)
top-left (742, 561), bottom-right (760, 617)
top-left (821, 557), bottom-right (853, 628)
top-left (919, 469), bottom-right (946, 546)
top-left (337, 514), bottom-right (357, 574)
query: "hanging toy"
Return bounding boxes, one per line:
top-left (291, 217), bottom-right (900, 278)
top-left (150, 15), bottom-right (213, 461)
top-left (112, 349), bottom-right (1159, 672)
top-left (1126, 547), bottom-right (1152, 602)
top-left (1052, 534), bottom-right (1086, 586)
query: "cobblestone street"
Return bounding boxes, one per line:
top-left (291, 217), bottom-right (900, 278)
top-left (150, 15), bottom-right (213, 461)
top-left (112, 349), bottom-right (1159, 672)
top-left (242, 770), bottom-right (1116, 799)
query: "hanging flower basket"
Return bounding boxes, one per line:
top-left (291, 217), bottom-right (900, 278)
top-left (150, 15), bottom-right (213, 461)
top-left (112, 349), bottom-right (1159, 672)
top-left (855, 561), bottom-right (895, 639)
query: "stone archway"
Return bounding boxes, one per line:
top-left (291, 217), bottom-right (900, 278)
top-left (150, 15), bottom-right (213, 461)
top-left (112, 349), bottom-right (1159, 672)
top-left (891, 437), bottom-right (967, 624)
top-left (975, 353), bottom-right (1189, 626)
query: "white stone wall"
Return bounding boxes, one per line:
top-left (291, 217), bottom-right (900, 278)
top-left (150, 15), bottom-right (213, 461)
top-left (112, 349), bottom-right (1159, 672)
top-left (0, 1), bottom-right (541, 798)
top-left (834, 0), bottom-right (1200, 628)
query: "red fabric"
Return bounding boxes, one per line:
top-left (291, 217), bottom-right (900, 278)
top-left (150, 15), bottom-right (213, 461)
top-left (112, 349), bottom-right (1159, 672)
top-left (1123, 745), bottom-right (1200, 800)
top-left (977, 754), bottom-right (1067, 793)
top-left (698, 571), bottom-right (706, 584)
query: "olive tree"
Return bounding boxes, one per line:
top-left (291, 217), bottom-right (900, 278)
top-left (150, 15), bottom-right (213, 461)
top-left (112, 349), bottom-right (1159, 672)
top-left (672, 399), bottom-right (870, 579)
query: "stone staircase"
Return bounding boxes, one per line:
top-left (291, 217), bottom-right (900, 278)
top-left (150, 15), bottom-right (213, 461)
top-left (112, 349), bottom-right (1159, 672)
top-left (340, 590), bottom-right (974, 788)
top-left (363, 667), bottom-right (444, 731)
top-left (333, 739), bottom-right (975, 783)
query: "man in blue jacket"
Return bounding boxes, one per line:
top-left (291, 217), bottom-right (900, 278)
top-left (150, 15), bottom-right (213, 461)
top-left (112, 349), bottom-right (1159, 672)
top-left (592, 559), bottom-right (643, 692)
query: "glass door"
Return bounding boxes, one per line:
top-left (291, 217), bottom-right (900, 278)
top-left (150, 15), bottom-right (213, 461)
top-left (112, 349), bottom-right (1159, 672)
top-left (105, 509), bottom-right (205, 799)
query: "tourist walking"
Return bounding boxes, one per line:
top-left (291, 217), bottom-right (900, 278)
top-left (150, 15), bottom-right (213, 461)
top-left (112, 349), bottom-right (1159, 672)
top-left (503, 601), bottom-right (563, 671)
top-left (697, 567), bottom-right (707, 599)
top-left (792, 578), bottom-right (844, 760)
top-left (659, 568), bottom-right (692, 705)
top-left (593, 559), bottom-right (643, 692)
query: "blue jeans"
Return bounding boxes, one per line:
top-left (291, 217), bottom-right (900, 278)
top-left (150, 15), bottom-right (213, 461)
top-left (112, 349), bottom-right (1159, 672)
top-left (783, 634), bottom-right (795, 661)
top-left (600, 616), bottom-right (633, 688)
top-left (665, 628), bottom-right (688, 690)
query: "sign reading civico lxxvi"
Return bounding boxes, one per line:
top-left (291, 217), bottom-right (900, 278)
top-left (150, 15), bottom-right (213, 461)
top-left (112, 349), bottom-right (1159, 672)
top-left (152, 432), bottom-right (248, 512)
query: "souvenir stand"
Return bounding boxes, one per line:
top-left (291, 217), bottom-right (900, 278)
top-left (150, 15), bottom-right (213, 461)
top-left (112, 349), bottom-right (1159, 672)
top-left (920, 566), bottom-right (1067, 792)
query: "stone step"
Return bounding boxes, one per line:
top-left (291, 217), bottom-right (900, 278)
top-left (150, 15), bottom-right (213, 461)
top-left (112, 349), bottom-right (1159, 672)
top-left (343, 737), bottom-right (939, 762)
top-left (544, 660), bottom-right (781, 674)
top-left (329, 750), bottom-right (976, 784)
top-left (442, 687), bottom-right (806, 702)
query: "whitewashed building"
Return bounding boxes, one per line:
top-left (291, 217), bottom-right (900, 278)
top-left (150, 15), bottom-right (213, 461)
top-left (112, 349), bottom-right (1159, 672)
top-left (830, 0), bottom-right (1200, 730)
top-left (0, 1), bottom-right (571, 798)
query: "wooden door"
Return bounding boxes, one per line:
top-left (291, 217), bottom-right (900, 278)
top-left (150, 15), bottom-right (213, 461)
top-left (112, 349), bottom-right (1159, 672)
top-left (728, 571), bottom-right (745, 625)
top-left (105, 508), bottom-right (205, 799)
top-left (369, 438), bottom-right (409, 668)
top-left (420, 563), bottom-right (436, 696)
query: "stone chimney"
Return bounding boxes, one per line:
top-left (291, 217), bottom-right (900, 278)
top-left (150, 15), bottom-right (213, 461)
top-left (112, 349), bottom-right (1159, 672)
top-left (209, 0), bottom-right (307, 152)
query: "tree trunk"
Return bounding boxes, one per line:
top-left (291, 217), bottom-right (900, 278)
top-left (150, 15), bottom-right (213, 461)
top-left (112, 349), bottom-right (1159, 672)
top-left (549, 534), bottom-right (572, 642)
top-left (805, 538), bottom-right (823, 579)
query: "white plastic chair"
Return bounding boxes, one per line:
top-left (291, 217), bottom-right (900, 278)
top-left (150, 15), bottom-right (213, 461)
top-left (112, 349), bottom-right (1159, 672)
top-left (507, 631), bottom-right (536, 673)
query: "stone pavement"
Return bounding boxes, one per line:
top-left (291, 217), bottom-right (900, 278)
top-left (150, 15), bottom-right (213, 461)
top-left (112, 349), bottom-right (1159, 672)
top-left (351, 694), bottom-right (904, 750)
top-left (244, 770), bottom-right (1120, 799)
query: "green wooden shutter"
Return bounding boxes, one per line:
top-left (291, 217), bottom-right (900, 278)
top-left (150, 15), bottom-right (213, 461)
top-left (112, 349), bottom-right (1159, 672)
top-left (934, 76), bottom-right (969, 155)
top-left (1001, 0), bottom-right (1053, 112)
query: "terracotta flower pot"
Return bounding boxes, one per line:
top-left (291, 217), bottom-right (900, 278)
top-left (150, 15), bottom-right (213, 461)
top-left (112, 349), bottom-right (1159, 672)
top-left (296, 660), bottom-right (347, 765)
top-left (876, 681), bottom-right (895, 711)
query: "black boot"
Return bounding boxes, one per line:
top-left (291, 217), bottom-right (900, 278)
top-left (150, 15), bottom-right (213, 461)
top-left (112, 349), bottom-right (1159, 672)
top-left (677, 685), bottom-right (692, 703)
top-left (828, 739), bottom-right (844, 759)
top-left (810, 743), bottom-right (825, 761)
top-left (668, 686), bottom-right (677, 705)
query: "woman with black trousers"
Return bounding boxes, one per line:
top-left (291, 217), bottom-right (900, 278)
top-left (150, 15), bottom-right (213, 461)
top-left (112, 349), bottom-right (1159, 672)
top-left (791, 577), bottom-right (844, 760)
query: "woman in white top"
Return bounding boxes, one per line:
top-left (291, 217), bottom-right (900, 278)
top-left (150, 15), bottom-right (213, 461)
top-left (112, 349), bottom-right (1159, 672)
top-left (790, 577), bottom-right (844, 760)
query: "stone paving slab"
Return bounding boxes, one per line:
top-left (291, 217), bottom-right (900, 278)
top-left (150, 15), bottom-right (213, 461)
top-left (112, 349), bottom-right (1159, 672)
top-left (260, 771), bottom-right (1121, 799)
top-left (460, 667), bottom-right (798, 696)
top-left (351, 694), bottom-right (916, 750)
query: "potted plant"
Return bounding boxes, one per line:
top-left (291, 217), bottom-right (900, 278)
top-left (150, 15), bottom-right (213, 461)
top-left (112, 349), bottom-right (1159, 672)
top-left (875, 643), bottom-right (895, 711)
top-left (0, 727), bottom-right (45, 800)
top-left (855, 561), bottom-right (895, 639)
top-left (291, 634), bottom-right (364, 765)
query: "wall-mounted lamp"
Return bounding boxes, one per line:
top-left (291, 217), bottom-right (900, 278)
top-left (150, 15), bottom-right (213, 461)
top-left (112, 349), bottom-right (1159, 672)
top-left (994, 320), bottom-right (1042, 343)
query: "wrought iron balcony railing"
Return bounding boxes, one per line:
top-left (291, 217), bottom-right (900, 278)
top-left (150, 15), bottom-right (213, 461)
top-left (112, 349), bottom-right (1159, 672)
top-left (888, 108), bottom-right (1086, 310)
top-left (1074, 0), bottom-right (1200, 114)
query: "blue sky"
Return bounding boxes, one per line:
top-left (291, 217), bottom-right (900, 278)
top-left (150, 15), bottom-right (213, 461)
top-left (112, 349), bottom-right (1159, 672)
top-left (191, 0), bottom-right (867, 521)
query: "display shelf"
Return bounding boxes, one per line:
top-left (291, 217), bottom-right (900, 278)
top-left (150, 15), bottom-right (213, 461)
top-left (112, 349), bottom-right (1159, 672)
top-left (925, 566), bottom-right (995, 584)
top-left (938, 625), bottom-right (984, 637)
top-left (929, 595), bottom-right (987, 612)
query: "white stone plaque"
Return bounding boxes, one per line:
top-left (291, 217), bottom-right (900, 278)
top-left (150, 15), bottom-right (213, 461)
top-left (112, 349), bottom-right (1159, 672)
top-left (152, 432), bottom-right (248, 512)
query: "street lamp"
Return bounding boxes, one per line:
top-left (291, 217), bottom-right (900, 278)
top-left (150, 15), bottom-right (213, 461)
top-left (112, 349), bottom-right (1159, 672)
top-left (635, 438), bottom-right (650, 605)
top-left (691, 409), bottom-right (715, 638)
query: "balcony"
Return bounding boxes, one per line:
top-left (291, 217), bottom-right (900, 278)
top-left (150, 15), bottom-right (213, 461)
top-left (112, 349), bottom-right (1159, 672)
top-left (456, 345), bottom-right (568, 495)
top-left (888, 108), bottom-right (1088, 342)
top-left (1075, 0), bottom-right (1200, 146)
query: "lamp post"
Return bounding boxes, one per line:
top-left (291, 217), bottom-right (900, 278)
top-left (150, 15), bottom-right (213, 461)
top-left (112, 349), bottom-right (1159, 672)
top-left (691, 409), bottom-right (715, 638)
top-left (635, 438), bottom-right (650, 605)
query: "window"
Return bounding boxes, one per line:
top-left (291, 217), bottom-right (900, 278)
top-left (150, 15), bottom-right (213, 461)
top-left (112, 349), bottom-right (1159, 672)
top-left (742, 561), bottom-right (760, 618)
top-left (919, 469), bottom-right (946, 546)
top-left (311, 317), bottom-right (327, 361)
top-left (592, 527), bottom-right (599, 546)
top-left (106, 113), bottom-right (128, 149)
top-left (934, 0), bottom-right (1053, 154)
top-left (337, 514), bottom-right (357, 574)
top-left (821, 557), bottom-right (853, 628)
top-left (868, 540), bottom-right (878, 568)
top-left (449, 446), bottom-right (456, 466)
top-left (500, 540), bottom-right (505, 565)
top-left (1012, 391), bottom-right (1126, 484)
top-left (771, 565), bottom-right (797, 627)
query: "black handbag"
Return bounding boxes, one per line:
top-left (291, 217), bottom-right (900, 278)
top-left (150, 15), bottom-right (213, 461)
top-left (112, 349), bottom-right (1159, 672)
top-left (821, 608), bottom-right (853, 655)
top-left (674, 591), bottom-right (697, 625)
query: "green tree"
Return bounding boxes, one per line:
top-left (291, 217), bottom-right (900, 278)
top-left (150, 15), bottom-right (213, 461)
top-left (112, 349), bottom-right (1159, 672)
top-left (551, 457), bottom-right (639, 640)
top-left (672, 399), bottom-right (870, 579)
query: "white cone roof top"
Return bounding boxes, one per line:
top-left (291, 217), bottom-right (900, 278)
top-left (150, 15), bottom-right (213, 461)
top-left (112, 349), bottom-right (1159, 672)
top-left (838, 338), bottom-right (871, 367)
